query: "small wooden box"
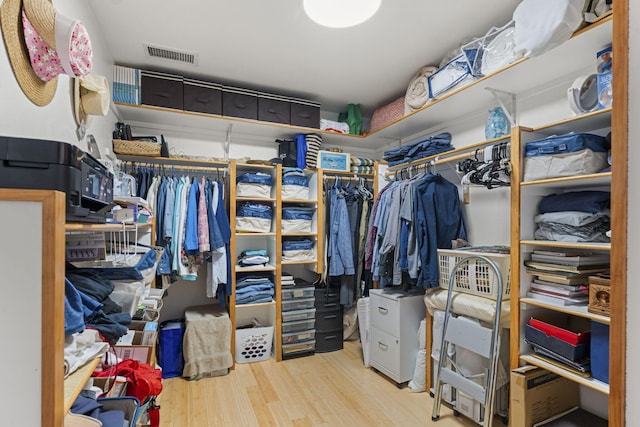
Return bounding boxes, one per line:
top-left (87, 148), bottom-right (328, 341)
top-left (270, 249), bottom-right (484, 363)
top-left (588, 275), bottom-right (611, 316)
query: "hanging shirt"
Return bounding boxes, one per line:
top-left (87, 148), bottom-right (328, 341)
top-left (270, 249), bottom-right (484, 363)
top-left (328, 188), bottom-right (355, 276)
top-left (184, 178), bottom-right (200, 256)
top-left (414, 173), bottom-right (467, 288)
top-left (197, 177), bottom-right (210, 253)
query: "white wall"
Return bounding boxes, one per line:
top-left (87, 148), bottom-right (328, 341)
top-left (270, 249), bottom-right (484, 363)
top-left (0, 0), bottom-right (116, 155)
top-left (627, 0), bottom-right (639, 422)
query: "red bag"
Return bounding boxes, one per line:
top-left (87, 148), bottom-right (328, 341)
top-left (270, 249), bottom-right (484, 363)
top-left (94, 359), bottom-right (163, 402)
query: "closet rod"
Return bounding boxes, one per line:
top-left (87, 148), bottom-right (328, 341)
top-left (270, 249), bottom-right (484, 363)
top-left (120, 161), bottom-right (228, 173)
top-left (322, 175), bottom-right (373, 182)
top-left (385, 143), bottom-right (510, 177)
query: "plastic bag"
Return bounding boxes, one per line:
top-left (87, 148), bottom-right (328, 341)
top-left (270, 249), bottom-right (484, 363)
top-left (338, 104), bottom-right (362, 135)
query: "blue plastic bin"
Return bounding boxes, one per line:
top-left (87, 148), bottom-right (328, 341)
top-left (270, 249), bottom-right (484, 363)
top-left (159, 319), bottom-right (185, 379)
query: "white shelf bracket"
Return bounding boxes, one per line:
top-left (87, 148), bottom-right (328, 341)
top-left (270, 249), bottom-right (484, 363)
top-left (224, 124), bottom-right (232, 161)
top-left (485, 87), bottom-right (517, 126)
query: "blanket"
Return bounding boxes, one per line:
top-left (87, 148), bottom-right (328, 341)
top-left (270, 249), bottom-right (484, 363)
top-left (404, 65), bottom-right (438, 115)
top-left (182, 304), bottom-right (233, 380)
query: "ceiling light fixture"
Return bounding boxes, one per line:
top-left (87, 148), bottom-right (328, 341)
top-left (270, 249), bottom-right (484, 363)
top-left (303, 0), bottom-right (381, 29)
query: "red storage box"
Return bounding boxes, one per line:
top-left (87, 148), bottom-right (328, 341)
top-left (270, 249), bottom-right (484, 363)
top-left (528, 317), bottom-right (590, 345)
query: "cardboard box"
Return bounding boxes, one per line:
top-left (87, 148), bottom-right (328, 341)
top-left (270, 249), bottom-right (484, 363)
top-left (510, 366), bottom-right (579, 427)
top-left (114, 331), bottom-right (156, 364)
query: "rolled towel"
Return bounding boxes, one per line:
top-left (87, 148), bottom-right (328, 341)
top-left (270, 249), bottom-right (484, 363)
top-left (404, 65), bottom-right (438, 115)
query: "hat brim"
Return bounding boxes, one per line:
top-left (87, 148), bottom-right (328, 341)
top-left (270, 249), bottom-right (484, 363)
top-left (0, 0), bottom-right (57, 106)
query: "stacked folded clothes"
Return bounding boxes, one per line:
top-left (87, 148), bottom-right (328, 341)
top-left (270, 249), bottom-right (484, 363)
top-left (382, 132), bottom-right (454, 166)
top-left (282, 238), bottom-right (315, 262)
top-left (350, 157), bottom-right (375, 174)
top-left (236, 202), bottom-right (273, 233)
top-left (235, 275), bottom-right (275, 305)
top-left (282, 206), bottom-right (314, 233)
top-left (236, 172), bottom-right (273, 198)
top-left (237, 249), bottom-right (270, 267)
top-left (282, 168), bottom-right (310, 199)
top-left (534, 191), bottom-right (610, 243)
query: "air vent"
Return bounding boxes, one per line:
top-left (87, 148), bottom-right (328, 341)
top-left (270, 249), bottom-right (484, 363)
top-left (144, 44), bottom-right (198, 65)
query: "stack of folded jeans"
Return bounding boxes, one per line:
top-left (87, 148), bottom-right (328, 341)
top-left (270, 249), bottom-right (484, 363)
top-left (236, 202), bottom-right (273, 233)
top-left (282, 168), bottom-right (310, 200)
top-left (236, 172), bottom-right (273, 198)
top-left (383, 132), bottom-right (454, 166)
top-left (282, 238), bottom-right (315, 261)
top-left (235, 275), bottom-right (275, 304)
top-left (282, 206), bottom-right (314, 233)
top-left (237, 249), bottom-right (270, 267)
top-left (534, 191), bottom-right (611, 242)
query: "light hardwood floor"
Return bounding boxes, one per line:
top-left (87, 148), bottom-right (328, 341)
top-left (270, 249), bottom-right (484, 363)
top-left (158, 340), bottom-right (507, 427)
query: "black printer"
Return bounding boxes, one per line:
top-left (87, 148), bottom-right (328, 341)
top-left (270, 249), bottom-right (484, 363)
top-left (0, 136), bottom-right (114, 222)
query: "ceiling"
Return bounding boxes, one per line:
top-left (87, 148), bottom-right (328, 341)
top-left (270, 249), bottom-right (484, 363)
top-left (87, 0), bottom-right (519, 117)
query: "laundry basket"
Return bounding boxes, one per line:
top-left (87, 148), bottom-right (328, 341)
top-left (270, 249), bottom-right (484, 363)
top-left (437, 249), bottom-right (511, 300)
top-left (235, 326), bottom-right (274, 363)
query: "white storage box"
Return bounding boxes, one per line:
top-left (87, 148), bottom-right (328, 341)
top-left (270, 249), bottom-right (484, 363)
top-left (235, 326), bottom-right (273, 363)
top-left (281, 219), bottom-right (312, 234)
top-left (437, 249), bottom-right (511, 300)
top-left (282, 185), bottom-right (309, 200)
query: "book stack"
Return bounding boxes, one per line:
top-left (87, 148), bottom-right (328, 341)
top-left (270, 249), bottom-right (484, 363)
top-left (113, 65), bottom-right (140, 105)
top-left (281, 273), bottom-right (295, 288)
top-left (525, 250), bottom-right (610, 306)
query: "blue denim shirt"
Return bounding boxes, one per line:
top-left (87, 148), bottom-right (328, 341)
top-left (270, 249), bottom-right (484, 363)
top-left (328, 188), bottom-right (355, 276)
top-left (414, 174), bottom-right (467, 288)
top-left (282, 207), bottom-right (314, 220)
top-left (184, 178), bottom-right (200, 255)
top-left (237, 172), bottom-right (273, 185)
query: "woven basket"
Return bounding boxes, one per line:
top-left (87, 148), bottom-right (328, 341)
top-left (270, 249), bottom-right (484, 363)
top-left (113, 139), bottom-right (161, 157)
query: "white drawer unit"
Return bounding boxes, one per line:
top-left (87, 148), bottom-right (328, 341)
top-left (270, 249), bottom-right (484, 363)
top-left (369, 288), bottom-right (426, 385)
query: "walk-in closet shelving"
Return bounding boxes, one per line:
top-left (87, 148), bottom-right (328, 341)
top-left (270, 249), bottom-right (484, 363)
top-left (113, 16), bottom-right (611, 152)
top-left (511, 106), bottom-right (614, 405)
top-left (228, 161), bottom-right (282, 362)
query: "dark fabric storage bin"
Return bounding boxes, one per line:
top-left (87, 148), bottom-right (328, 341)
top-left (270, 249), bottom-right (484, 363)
top-left (222, 86), bottom-right (258, 120)
top-left (183, 78), bottom-right (222, 115)
top-left (141, 70), bottom-right (184, 110)
top-left (315, 328), bottom-right (343, 353)
top-left (258, 93), bottom-right (290, 124)
top-left (290, 97), bottom-right (320, 128)
top-left (591, 321), bottom-right (609, 384)
top-left (159, 319), bottom-right (185, 379)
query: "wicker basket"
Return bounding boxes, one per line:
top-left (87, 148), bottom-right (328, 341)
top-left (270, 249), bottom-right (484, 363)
top-left (113, 139), bottom-right (161, 157)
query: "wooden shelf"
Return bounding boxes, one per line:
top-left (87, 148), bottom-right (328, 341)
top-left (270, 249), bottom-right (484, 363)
top-left (235, 232), bottom-right (277, 237)
top-left (282, 260), bottom-right (317, 265)
top-left (235, 197), bottom-right (276, 202)
top-left (520, 298), bottom-right (610, 324)
top-left (520, 354), bottom-right (609, 395)
top-left (235, 264), bottom-right (276, 272)
top-left (65, 222), bottom-right (153, 232)
top-left (64, 358), bottom-right (101, 413)
top-left (282, 232), bottom-right (317, 237)
top-left (235, 301), bottom-right (276, 309)
top-left (282, 199), bottom-right (318, 204)
top-left (520, 240), bottom-right (611, 251)
top-left (527, 108), bottom-right (612, 135)
top-left (521, 172), bottom-right (611, 189)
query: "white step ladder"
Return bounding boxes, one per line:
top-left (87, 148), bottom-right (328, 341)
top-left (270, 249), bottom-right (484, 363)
top-left (431, 255), bottom-right (505, 427)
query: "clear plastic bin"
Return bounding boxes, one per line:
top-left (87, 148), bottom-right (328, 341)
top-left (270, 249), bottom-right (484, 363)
top-left (281, 286), bottom-right (315, 300)
top-left (282, 308), bottom-right (316, 323)
top-left (282, 340), bottom-right (316, 356)
top-left (282, 329), bottom-right (315, 345)
top-left (282, 297), bottom-right (315, 312)
top-left (281, 319), bottom-right (315, 333)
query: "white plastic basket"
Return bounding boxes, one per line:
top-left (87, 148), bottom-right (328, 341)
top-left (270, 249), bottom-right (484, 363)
top-left (235, 326), bottom-right (274, 363)
top-left (437, 249), bottom-right (511, 300)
